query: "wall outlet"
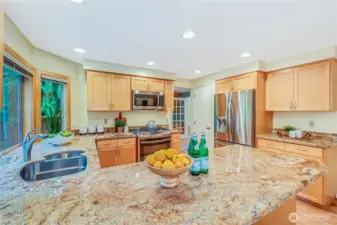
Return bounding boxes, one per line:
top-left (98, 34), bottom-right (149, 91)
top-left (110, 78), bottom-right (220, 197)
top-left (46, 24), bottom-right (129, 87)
top-left (104, 118), bottom-right (108, 124)
top-left (308, 120), bottom-right (315, 128)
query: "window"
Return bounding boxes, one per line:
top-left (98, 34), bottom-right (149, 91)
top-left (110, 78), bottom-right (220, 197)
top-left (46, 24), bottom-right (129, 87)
top-left (38, 72), bottom-right (71, 135)
top-left (0, 57), bottom-right (32, 151)
top-left (41, 80), bottom-right (64, 134)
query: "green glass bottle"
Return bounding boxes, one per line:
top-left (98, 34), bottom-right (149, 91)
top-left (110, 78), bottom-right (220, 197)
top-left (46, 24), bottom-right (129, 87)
top-left (188, 133), bottom-right (200, 176)
top-left (199, 132), bottom-right (209, 173)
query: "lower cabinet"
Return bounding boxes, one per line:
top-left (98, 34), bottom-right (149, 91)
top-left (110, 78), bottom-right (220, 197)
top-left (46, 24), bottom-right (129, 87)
top-left (171, 133), bottom-right (182, 152)
top-left (97, 148), bottom-right (118, 168)
top-left (257, 138), bottom-right (327, 206)
top-left (97, 138), bottom-right (136, 168)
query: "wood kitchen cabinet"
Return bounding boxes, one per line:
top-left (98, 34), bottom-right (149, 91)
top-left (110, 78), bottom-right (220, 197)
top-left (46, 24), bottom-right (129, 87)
top-left (97, 138), bottom-right (136, 168)
top-left (87, 71), bottom-right (112, 111)
top-left (294, 62), bottom-right (330, 111)
top-left (266, 60), bottom-right (337, 111)
top-left (165, 81), bottom-right (173, 111)
top-left (233, 73), bottom-right (255, 91)
top-left (113, 75), bottom-right (131, 111)
top-left (257, 138), bottom-right (337, 207)
top-left (148, 79), bottom-right (165, 92)
top-left (87, 71), bottom-right (131, 111)
top-left (131, 77), bottom-right (165, 92)
top-left (131, 77), bottom-right (148, 91)
top-left (216, 78), bottom-right (234, 94)
top-left (265, 68), bottom-right (294, 111)
top-left (171, 133), bottom-right (182, 152)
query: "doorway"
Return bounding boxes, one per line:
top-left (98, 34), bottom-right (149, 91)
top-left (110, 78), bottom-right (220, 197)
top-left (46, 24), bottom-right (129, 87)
top-left (173, 87), bottom-right (191, 151)
top-left (193, 85), bottom-right (213, 147)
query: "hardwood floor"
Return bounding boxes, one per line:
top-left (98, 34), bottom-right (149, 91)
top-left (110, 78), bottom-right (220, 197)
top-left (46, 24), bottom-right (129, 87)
top-left (296, 199), bottom-right (337, 224)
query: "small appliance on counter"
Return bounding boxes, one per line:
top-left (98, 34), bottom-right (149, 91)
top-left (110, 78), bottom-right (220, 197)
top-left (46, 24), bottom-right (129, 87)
top-left (88, 125), bottom-right (97, 135)
top-left (97, 125), bottom-right (104, 134)
top-left (79, 126), bottom-right (88, 135)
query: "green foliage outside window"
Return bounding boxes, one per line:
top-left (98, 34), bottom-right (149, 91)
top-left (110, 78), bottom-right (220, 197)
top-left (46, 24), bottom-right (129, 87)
top-left (41, 80), bottom-right (64, 134)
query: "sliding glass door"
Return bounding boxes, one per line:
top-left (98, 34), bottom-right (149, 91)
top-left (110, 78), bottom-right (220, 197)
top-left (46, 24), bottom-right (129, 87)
top-left (0, 65), bottom-right (23, 151)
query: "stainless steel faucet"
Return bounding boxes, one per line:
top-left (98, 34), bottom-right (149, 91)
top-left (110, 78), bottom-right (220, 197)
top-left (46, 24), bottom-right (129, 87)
top-left (23, 129), bottom-right (48, 162)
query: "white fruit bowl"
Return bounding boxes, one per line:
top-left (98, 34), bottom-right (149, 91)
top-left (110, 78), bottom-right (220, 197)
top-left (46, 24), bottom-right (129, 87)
top-left (144, 155), bottom-right (193, 188)
top-left (48, 134), bottom-right (74, 146)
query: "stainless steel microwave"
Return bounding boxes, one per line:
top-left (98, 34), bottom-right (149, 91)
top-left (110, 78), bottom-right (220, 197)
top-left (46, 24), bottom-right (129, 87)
top-left (132, 90), bottom-right (164, 110)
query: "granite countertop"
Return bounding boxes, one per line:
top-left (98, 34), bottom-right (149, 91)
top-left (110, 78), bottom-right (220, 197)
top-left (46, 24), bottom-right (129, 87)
top-left (0, 136), bottom-right (327, 225)
top-left (94, 132), bottom-right (137, 141)
top-left (257, 133), bottom-right (337, 148)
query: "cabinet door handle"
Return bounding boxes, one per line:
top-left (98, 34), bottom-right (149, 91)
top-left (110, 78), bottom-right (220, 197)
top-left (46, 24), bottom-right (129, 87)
top-left (290, 101), bottom-right (293, 109)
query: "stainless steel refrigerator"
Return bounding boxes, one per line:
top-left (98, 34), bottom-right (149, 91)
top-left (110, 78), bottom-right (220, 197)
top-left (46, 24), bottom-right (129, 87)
top-left (214, 90), bottom-right (255, 147)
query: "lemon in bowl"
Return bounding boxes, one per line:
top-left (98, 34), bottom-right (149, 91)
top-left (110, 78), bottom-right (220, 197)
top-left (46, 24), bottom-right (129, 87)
top-left (144, 149), bottom-right (193, 188)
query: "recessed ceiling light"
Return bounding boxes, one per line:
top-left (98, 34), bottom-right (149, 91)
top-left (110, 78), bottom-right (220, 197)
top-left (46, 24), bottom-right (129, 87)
top-left (182, 30), bottom-right (195, 39)
top-left (240, 52), bottom-right (251, 58)
top-left (74, 48), bottom-right (86, 54)
top-left (70, 0), bottom-right (85, 3)
top-left (147, 61), bottom-right (155, 66)
top-left (194, 70), bottom-right (201, 74)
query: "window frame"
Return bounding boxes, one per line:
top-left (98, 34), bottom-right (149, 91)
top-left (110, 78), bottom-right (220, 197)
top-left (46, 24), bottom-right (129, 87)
top-left (35, 70), bottom-right (71, 131)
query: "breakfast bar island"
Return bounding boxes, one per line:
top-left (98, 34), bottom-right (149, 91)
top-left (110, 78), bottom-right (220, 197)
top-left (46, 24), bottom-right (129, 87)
top-left (0, 136), bottom-right (327, 225)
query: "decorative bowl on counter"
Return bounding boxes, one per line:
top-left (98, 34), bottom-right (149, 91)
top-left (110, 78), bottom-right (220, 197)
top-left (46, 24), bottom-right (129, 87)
top-left (144, 150), bottom-right (193, 188)
top-left (48, 132), bottom-right (74, 146)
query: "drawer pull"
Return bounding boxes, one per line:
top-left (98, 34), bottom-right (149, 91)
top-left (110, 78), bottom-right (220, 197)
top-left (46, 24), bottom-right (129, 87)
top-left (296, 148), bottom-right (308, 152)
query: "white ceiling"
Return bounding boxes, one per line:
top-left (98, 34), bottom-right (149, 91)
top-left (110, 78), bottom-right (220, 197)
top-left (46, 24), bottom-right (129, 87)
top-left (4, 0), bottom-right (337, 79)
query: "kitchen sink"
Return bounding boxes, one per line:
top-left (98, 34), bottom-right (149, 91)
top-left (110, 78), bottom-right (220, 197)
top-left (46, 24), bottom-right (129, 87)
top-left (20, 151), bottom-right (87, 182)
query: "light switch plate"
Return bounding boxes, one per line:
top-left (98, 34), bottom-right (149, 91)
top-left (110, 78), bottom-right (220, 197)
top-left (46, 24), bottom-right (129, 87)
top-left (104, 118), bottom-right (108, 124)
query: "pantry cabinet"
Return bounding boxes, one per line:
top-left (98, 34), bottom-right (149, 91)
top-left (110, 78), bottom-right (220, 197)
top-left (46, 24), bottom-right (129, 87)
top-left (266, 60), bottom-right (337, 111)
top-left (131, 77), bottom-right (165, 92)
top-left (87, 71), bottom-right (131, 111)
top-left (165, 81), bottom-right (173, 111)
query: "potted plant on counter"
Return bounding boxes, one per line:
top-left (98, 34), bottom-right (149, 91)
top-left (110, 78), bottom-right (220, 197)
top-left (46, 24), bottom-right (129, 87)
top-left (116, 120), bottom-right (125, 133)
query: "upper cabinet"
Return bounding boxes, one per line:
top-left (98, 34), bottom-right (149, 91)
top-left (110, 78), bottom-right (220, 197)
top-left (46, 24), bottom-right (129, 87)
top-left (266, 60), bottom-right (337, 111)
top-left (216, 72), bottom-right (256, 94)
top-left (165, 81), bottom-right (173, 111)
top-left (87, 71), bottom-right (112, 111)
top-left (131, 77), bottom-right (164, 92)
top-left (87, 71), bottom-right (173, 112)
top-left (233, 73), bottom-right (255, 91)
top-left (87, 71), bottom-right (131, 112)
top-left (131, 77), bottom-right (148, 91)
top-left (216, 78), bottom-right (234, 94)
top-left (266, 68), bottom-right (294, 111)
top-left (112, 75), bottom-right (131, 111)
